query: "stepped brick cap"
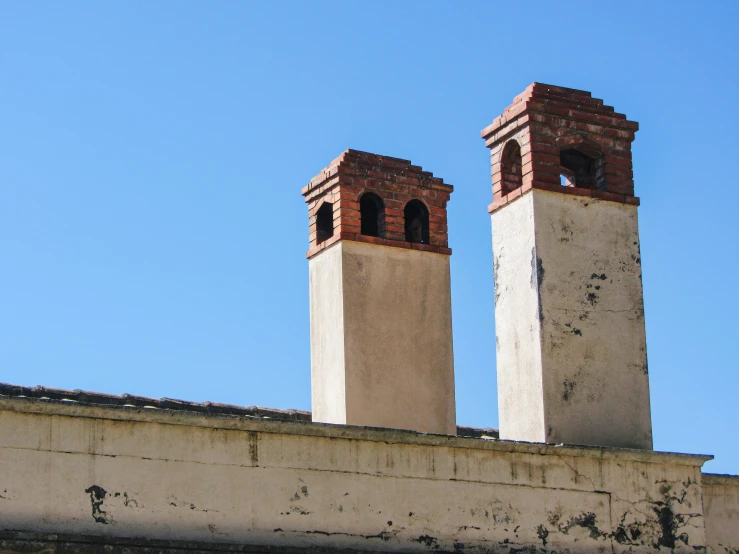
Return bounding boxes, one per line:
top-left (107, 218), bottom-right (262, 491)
top-left (302, 149), bottom-right (453, 258)
top-left (481, 83), bottom-right (640, 213)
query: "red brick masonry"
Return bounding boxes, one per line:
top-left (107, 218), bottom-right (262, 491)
top-left (482, 83), bottom-right (640, 213)
top-left (302, 150), bottom-right (453, 258)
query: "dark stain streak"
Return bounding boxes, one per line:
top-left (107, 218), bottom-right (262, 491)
top-left (415, 535), bottom-right (439, 548)
top-left (612, 482), bottom-right (698, 549)
top-left (248, 432), bottom-right (259, 466)
top-left (654, 504), bottom-right (688, 549)
top-left (458, 525), bottom-right (480, 531)
top-left (84, 485), bottom-right (109, 524)
top-left (531, 248), bottom-right (545, 322)
top-left (586, 292), bottom-right (598, 306)
top-left (306, 530), bottom-right (397, 542)
top-left (556, 512), bottom-right (605, 540)
top-left (507, 546), bottom-right (539, 553)
top-left (536, 524), bottom-right (549, 546)
top-left (613, 522), bottom-right (642, 545)
top-left (563, 379), bottom-right (576, 401)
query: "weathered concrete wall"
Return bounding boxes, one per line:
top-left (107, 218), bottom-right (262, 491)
top-left (534, 190), bottom-right (652, 450)
top-left (0, 398), bottom-right (712, 553)
top-left (703, 474), bottom-right (739, 553)
top-left (310, 240), bottom-right (456, 435)
top-left (492, 189), bottom-right (652, 449)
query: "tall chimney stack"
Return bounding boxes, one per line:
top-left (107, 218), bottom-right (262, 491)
top-left (303, 150), bottom-right (456, 435)
top-left (482, 84), bottom-right (652, 450)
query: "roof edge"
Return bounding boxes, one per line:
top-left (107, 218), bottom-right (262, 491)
top-left (0, 395), bottom-right (713, 467)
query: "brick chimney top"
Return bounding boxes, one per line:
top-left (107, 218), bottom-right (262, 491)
top-left (302, 149), bottom-right (453, 258)
top-left (481, 83), bottom-right (640, 213)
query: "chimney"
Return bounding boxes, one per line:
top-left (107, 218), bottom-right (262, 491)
top-left (482, 84), bottom-right (652, 450)
top-left (302, 150), bottom-right (456, 435)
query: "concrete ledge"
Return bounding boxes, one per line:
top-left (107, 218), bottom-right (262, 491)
top-left (703, 473), bottom-right (739, 486)
top-left (0, 395), bottom-right (712, 467)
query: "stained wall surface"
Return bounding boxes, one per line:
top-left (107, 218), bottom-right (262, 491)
top-left (0, 398), bottom-right (713, 553)
top-left (492, 189), bottom-right (652, 449)
top-left (703, 474), bottom-right (739, 553)
top-left (309, 240), bottom-right (455, 435)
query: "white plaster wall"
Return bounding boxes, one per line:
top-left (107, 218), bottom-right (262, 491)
top-left (491, 193), bottom-right (546, 443)
top-left (0, 400), bottom-right (712, 553)
top-left (309, 244), bottom-right (346, 424)
top-left (309, 241), bottom-right (456, 436)
top-left (703, 474), bottom-right (739, 553)
top-left (492, 190), bottom-right (652, 449)
top-left (532, 190), bottom-right (652, 450)
top-left (341, 241), bottom-right (455, 435)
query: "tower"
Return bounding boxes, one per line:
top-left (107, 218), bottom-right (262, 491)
top-left (302, 150), bottom-right (456, 435)
top-left (483, 84), bottom-right (652, 449)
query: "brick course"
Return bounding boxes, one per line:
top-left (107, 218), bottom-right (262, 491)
top-left (302, 150), bottom-right (453, 258)
top-left (482, 83), bottom-right (640, 212)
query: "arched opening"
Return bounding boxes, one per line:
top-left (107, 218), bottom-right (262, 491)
top-left (316, 202), bottom-right (334, 244)
top-left (559, 148), bottom-right (604, 189)
top-left (359, 192), bottom-right (385, 238)
top-left (500, 140), bottom-right (523, 193)
top-left (404, 200), bottom-right (430, 244)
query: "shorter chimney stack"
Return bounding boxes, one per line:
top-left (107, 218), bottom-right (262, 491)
top-left (303, 150), bottom-right (456, 435)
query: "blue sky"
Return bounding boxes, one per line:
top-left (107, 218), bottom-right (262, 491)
top-left (1, 2), bottom-right (737, 474)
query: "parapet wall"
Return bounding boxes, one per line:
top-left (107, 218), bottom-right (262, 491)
top-left (0, 396), bottom-right (718, 553)
top-left (703, 474), bottom-right (739, 554)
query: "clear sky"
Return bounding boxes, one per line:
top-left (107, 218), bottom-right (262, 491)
top-left (1, 2), bottom-right (737, 474)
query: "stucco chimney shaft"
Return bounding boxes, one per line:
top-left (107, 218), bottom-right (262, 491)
top-left (482, 84), bottom-right (653, 450)
top-left (302, 150), bottom-right (456, 435)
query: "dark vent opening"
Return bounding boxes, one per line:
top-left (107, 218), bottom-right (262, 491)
top-left (404, 200), bottom-right (430, 244)
top-left (316, 202), bottom-right (334, 244)
top-left (559, 148), bottom-right (604, 190)
top-left (360, 193), bottom-right (385, 238)
top-left (501, 140), bottom-right (523, 193)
